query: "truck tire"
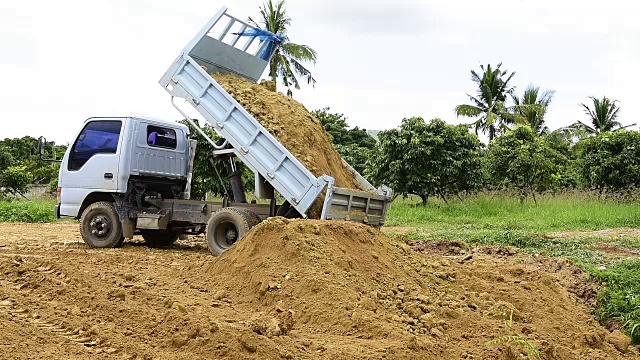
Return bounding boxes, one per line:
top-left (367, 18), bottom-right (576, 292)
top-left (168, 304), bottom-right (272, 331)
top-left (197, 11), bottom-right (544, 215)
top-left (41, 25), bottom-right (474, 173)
top-left (140, 229), bottom-right (179, 247)
top-left (239, 208), bottom-right (261, 227)
top-left (206, 208), bottom-right (252, 256)
top-left (79, 201), bottom-right (124, 248)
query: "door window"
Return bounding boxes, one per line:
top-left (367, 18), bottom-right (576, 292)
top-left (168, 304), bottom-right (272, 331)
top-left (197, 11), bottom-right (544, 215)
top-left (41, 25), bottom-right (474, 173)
top-left (68, 120), bottom-right (122, 171)
top-left (147, 125), bottom-right (177, 149)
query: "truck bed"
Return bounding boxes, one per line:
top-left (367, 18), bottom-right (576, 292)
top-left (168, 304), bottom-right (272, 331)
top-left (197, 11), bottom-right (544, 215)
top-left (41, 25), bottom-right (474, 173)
top-left (159, 6), bottom-right (391, 225)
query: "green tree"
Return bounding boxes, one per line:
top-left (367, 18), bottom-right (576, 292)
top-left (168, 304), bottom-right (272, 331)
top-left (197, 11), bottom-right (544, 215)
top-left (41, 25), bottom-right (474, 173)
top-left (455, 63), bottom-right (517, 141)
top-left (311, 107), bottom-right (376, 174)
top-left (312, 107), bottom-right (376, 148)
top-left (0, 136), bottom-right (65, 185)
top-left (487, 125), bottom-right (566, 202)
top-left (510, 85), bottom-right (555, 135)
top-left (0, 166), bottom-right (32, 198)
top-left (0, 151), bottom-right (13, 169)
top-left (571, 96), bottom-right (636, 134)
top-left (249, 0), bottom-right (317, 96)
top-left (369, 117), bottom-right (484, 204)
top-left (577, 130), bottom-right (640, 191)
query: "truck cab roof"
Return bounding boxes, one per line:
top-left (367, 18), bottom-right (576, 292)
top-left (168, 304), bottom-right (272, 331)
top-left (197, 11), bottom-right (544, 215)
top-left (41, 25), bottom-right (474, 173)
top-left (84, 116), bottom-right (190, 135)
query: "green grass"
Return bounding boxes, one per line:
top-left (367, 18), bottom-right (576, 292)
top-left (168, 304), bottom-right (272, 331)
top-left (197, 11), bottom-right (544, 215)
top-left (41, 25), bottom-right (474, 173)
top-left (387, 192), bottom-right (640, 344)
top-left (591, 261), bottom-right (640, 344)
top-left (0, 199), bottom-right (57, 223)
top-left (387, 192), bottom-right (640, 232)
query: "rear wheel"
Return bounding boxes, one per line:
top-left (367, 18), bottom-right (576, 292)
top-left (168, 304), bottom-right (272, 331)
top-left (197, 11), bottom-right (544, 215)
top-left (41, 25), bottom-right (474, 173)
top-left (239, 209), bottom-right (261, 227)
top-left (206, 208), bottom-right (252, 256)
top-left (140, 229), bottom-right (179, 247)
top-left (79, 201), bottom-right (124, 248)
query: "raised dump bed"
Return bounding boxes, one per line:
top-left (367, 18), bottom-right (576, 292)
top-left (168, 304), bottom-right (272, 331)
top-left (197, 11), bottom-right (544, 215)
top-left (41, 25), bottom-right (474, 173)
top-left (159, 6), bottom-right (392, 225)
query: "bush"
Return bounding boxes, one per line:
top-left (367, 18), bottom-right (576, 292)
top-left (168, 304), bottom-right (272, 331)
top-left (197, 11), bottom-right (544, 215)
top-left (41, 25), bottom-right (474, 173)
top-left (577, 130), bottom-right (640, 191)
top-left (0, 200), bottom-right (55, 223)
top-left (369, 117), bottom-right (484, 204)
top-left (48, 177), bottom-right (59, 195)
top-left (487, 125), bottom-right (566, 201)
top-left (0, 165), bottom-right (32, 196)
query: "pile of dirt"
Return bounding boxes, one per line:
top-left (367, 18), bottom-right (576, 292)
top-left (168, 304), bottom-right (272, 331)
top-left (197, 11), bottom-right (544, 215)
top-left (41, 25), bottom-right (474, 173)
top-left (1, 222), bottom-right (637, 359)
top-left (202, 218), bottom-right (637, 359)
top-left (213, 73), bottom-right (362, 217)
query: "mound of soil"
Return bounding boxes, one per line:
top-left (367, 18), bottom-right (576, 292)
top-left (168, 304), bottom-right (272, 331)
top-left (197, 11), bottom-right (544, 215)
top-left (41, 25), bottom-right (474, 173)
top-left (213, 73), bottom-right (361, 218)
top-left (202, 219), bottom-right (637, 359)
top-left (1, 222), bottom-right (636, 359)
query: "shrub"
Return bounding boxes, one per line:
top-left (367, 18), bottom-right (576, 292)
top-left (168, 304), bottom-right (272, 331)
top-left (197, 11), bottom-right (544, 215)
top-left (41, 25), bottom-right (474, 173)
top-left (0, 200), bottom-right (55, 223)
top-left (487, 125), bottom-right (566, 202)
top-left (577, 130), bottom-right (640, 191)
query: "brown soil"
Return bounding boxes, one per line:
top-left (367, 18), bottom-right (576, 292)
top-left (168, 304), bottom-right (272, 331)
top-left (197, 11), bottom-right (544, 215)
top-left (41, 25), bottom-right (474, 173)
top-left (213, 73), bottom-right (361, 218)
top-left (1, 221), bottom-right (637, 359)
top-left (548, 228), bottom-right (640, 239)
top-left (595, 243), bottom-right (640, 258)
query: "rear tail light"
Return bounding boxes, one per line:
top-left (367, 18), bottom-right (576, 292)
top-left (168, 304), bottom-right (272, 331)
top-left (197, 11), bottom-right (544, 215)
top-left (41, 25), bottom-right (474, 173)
top-left (57, 187), bottom-right (61, 202)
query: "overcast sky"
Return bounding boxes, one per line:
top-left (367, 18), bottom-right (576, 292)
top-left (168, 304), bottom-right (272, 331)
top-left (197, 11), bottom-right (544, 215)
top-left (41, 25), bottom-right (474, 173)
top-left (1, 0), bottom-right (638, 144)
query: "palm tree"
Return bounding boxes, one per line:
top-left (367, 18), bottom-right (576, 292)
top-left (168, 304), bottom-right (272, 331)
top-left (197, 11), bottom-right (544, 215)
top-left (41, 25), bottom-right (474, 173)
top-left (454, 63), bottom-right (517, 141)
top-left (571, 96), bottom-right (636, 134)
top-left (510, 85), bottom-right (555, 136)
top-left (248, 0), bottom-right (317, 97)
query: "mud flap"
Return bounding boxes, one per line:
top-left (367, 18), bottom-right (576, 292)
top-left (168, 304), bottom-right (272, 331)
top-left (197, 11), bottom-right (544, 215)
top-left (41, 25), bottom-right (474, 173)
top-left (122, 219), bottom-right (135, 239)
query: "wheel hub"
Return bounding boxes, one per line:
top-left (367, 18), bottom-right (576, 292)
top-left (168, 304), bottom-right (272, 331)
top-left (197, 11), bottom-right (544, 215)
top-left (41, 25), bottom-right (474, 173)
top-left (90, 215), bottom-right (111, 238)
top-left (225, 227), bottom-right (237, 244)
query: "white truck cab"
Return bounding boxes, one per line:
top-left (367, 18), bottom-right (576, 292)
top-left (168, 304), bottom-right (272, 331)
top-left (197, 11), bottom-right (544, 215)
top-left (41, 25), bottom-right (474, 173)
top-left (57, 116), bottom-right (190, 219)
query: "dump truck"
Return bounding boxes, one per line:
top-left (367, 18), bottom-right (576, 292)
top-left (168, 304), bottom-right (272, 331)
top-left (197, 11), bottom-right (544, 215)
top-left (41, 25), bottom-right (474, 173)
top-left (45, 6), bottom-right (392, 255)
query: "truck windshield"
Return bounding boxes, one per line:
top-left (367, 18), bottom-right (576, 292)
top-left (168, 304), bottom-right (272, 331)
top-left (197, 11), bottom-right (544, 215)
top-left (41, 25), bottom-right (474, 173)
top-left (68, 120), bottom-right (122, 171)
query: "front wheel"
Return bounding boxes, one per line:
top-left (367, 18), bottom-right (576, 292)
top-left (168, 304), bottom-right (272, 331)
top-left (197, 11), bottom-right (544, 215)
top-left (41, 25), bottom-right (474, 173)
top-left (79, 201), bottom-right (124, 248)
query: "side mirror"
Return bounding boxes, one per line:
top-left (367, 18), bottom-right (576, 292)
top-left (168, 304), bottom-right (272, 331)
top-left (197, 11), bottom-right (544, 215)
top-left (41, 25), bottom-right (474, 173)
top-left (38, 136), bottom-right (46, 156)
top-left (36, 136), bottom-right (62, 163)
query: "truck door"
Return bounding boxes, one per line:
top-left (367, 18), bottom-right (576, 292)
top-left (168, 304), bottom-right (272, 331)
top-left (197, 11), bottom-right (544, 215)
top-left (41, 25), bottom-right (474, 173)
top-left (61, 119), bottom-right (123, 192)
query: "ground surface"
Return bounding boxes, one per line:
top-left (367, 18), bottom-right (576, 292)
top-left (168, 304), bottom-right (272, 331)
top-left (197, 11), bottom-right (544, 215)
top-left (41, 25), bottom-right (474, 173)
top-left (0, 221), bottom-right (638, 359)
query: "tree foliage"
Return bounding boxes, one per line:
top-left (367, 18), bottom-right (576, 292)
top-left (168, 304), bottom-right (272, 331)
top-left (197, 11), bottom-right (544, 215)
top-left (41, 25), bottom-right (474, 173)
top-left (487, 126), bottom-right (566, 201)
top-left (571, 96), bottom-right (636, 134)
top-left (455, 63), bottom-right (518, 141)
top-left (0, 136), bottom-right (66, 197)
top-left (577, 130), bottom-right (640, 191)
top-left (0, 166), bottom-right (32, 197)
top-left (510, 85), bottom-right (555, 136)
top-left (248, 0), bottom-right (317, 96)
top-left (312, 107), bottom-right (376, 174)
top-left (369, 117), bottom-right (484, 204)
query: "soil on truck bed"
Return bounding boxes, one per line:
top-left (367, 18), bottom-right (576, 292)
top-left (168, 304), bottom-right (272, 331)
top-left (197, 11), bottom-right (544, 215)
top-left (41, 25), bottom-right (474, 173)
top-left (213, 73), bottom-right (362, 218)
top-left (0, 221), bottom-right (637, 359)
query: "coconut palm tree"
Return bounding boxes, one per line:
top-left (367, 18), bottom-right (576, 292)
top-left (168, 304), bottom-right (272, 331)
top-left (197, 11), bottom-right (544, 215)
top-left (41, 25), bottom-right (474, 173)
top-left (571, 96), bottom-right (636, 134)
top-left (510, 85), bottom-right (555, 136)
top-left (248, 0), bottom-right (317, 97)
top-left (454, 63), bottom-right (517, 141)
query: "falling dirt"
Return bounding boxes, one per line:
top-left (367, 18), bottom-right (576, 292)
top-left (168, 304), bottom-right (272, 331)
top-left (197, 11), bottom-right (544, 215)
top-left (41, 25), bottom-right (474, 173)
top-left (1, 221), bottom-right (637, 359)
top-left (213, 73), bottom-right (362, 218)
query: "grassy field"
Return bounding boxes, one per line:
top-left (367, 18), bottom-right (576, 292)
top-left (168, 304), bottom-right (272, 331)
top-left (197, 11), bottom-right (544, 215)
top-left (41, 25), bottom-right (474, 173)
top-left (387, 192), bottom-right (640, 344)
top-left (0, 198), bottom-right (58, 223)
top-left (387, 192), bottom-right (640, 231)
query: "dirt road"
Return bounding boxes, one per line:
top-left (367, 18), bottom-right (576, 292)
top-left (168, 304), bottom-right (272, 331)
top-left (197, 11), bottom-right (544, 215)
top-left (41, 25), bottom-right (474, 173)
top-left (0, 221), bottom-right (637, 359)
